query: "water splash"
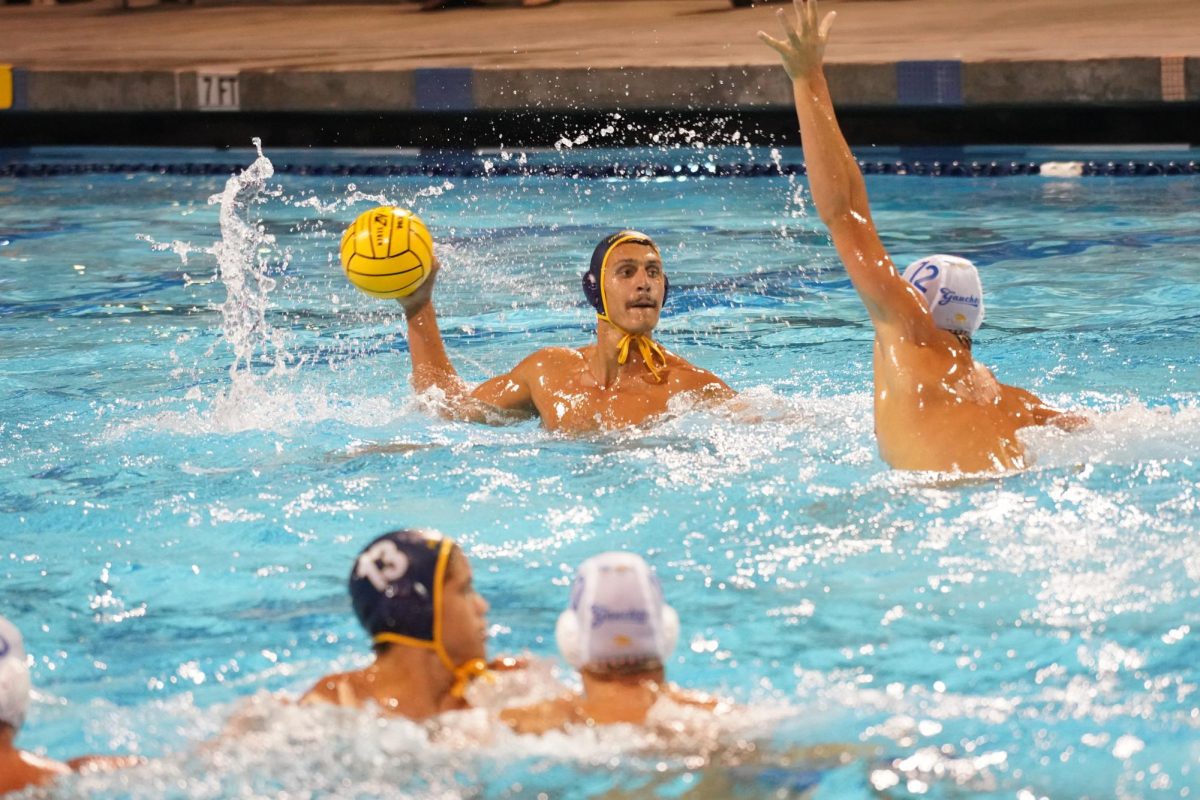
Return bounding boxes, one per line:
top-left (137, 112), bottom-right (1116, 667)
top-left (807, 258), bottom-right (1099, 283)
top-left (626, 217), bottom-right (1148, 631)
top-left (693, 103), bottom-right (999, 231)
top-left (208, 138), bottom-right (295, 383)
top-left (120, 141), bottom-right (336, 436)
top-left (134, 235), bottom-right (207, 269)
top-left (1022, 397), bottom-right (1200, 467)
top-left (290, 179), bottom-right (456, 217)
top-left (57, 675), bottom-right (830, 800)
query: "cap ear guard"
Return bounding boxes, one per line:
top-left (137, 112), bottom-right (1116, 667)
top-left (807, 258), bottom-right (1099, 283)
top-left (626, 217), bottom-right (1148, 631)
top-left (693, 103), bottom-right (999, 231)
top-left (0, 616), bottom-right (31, 729)
top-left (660, 603), bottom-right (680, 662)
top-left (555, 608), bottom-right (584, 669)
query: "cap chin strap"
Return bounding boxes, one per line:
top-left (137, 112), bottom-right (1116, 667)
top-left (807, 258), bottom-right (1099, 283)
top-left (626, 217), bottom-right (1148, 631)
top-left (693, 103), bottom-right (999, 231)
top-left (366, 537), bottom-right (491, 703)
top-left (594, 232), bottom-right (666, 383)
top-left (373, 633), bottom-right (491, 700)
top-left (601, 316), bottom-right (667, 383)
top-left (449, 658), bottom-right (490, 699)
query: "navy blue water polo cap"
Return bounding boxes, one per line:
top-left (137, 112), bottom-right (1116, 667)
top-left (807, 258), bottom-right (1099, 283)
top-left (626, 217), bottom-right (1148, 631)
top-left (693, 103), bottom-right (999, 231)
top-left (582, 231), bottom-right (669, 320)
top-left (349, 529), bottom-right (453, 646)
top-left (349, 529), bottom-right (489, 698)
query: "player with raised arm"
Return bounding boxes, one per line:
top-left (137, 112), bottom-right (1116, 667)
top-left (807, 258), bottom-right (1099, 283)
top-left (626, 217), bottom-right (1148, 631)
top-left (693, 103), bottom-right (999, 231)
top-left (761, 0), bottom-right (1086, 473)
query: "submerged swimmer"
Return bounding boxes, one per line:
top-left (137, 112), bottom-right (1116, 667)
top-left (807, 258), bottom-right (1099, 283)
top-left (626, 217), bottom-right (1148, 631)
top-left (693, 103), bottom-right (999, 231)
top-left (303, 530), bottom-right (494, 719)
top-left (502, 552), bottom-right (722, 734)
top-left (0, 616), bottom-right (138, 795)
top-left (400, 231), bottom-right (734, 432)
top-left (762, 0), bottom-right (1087, 473)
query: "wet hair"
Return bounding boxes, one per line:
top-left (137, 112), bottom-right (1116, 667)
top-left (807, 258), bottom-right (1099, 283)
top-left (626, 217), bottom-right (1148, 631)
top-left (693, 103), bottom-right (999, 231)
top-left (583, 657), bottom-right (665, 679)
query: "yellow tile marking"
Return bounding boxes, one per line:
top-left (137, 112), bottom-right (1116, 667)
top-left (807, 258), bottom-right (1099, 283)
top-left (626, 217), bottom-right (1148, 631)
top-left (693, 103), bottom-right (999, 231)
top-left (0, 65), bottom-right (13, 110)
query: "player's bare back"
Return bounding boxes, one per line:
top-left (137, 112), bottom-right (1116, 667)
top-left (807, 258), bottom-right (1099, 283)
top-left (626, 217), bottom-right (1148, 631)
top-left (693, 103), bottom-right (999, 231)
top-left (873, 331), bottom-right (1027, 472)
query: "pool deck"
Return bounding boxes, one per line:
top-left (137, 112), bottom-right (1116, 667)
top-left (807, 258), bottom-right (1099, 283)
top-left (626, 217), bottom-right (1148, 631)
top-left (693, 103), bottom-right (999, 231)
top-left (1, 0), bottom-right (1198, 115)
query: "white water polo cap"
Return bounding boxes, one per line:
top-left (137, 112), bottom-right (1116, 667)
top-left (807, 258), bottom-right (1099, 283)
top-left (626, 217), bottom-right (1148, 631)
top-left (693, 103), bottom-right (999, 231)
top-left (0, 615), bottom-right (31, 729)
top-left (556, 552), bottom-right (679, 671)
top-left (901, 255), bottom-right (986, 336)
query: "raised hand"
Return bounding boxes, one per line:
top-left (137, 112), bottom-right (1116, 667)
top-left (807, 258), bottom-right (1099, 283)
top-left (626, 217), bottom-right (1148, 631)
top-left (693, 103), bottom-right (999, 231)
top-left (758, 0), bottom-right (836, 81)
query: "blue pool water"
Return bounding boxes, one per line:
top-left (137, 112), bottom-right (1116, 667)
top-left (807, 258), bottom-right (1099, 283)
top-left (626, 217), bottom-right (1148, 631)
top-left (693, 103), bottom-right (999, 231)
top-left (1, 141), bottom-right (1198, 798)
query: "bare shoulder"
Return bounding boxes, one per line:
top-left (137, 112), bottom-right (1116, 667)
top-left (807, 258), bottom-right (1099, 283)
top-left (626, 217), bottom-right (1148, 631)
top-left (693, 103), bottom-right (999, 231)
top-left (664, 352), bottom-right (734, 397)
top-left (301, 671), bottom-right (361, 708)
top-left (880, 328), bottom-right (968, 385)
top-left (512, 346), bottom-right (585, 374)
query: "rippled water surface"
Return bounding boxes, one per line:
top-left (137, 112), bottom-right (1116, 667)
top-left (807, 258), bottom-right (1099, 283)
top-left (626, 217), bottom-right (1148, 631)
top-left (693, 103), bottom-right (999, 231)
top-left (1, 144), bottom-right (1198, 799)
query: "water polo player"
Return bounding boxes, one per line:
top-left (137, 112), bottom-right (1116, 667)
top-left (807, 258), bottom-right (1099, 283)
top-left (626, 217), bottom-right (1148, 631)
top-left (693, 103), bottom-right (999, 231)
top-left (0, 615), bottom-right (67, 795)
top-left (501, 552), bottom-right (722, 734)
top-left (302, 530), bottom-right (493, 719)
top-left (396, 231), bottom-right (734, 432)
top-left (0, 616), bottom-right (138, 795)
top-left (762, 1), bottom-right (1087, 472)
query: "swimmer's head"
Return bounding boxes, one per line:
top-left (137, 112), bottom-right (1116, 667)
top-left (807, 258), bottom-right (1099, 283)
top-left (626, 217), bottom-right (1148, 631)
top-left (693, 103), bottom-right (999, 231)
top-left (556, 552), bottom-right (679, 675)
top-left (583, 231), bottom-right (670, 333)
top-left (902, 255), bottom-right (986, 340)
top-left (0, 615), bottom-right (31, 730)
top-left (349, 530), bottom-right (489, 695)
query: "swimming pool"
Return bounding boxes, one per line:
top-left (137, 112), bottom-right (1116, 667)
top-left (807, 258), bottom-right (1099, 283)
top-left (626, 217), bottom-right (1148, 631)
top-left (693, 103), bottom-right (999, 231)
top-left (1, 141), bottom-right (1198, 798)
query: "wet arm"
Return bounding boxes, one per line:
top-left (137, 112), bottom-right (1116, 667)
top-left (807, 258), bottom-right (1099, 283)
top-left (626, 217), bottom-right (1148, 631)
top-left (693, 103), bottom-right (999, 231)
top-left (403, 305), bottom-right (537, 424)
top-left (400, 261), bottom-right (534, 424)
top-left (1002, 384), bottom-right (1091, 431)
top-left (398, 259), bottom-right (471, 400)
top-left (67, 755), bottom-right (145, 773)
top-left (404, 301), bottom-right (469, 398)
top-left (762, 2), bottom-right (928, 333)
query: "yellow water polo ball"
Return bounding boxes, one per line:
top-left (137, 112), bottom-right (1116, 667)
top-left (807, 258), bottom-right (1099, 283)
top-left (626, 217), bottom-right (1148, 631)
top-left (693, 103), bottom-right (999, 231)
top-left (339, 206), bottom-right (434, 299)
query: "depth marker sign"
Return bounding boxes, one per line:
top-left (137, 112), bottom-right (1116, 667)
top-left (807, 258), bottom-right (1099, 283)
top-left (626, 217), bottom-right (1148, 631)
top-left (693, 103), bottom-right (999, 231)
top-left (197, 72), bottom-right (240, 111)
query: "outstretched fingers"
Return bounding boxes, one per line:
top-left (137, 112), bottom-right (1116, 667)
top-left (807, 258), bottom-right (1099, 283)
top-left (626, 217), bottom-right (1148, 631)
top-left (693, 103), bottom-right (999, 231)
top-left (803, 0), bottom-right (817, 33)
top-left (783, 0), bottom-right (834, 46)
top-left (761, 0), bottom-right (835, 74)
top-left (757, 30), bottom-right (788, 56)
top-left (819, 8), bottom-right (836, 40)
top-left (788, 0), bottom-right (835, 45)
top-left (758, 7), bottom-right (800, 54)
top-left (791, 5), bottom-right (808, 46)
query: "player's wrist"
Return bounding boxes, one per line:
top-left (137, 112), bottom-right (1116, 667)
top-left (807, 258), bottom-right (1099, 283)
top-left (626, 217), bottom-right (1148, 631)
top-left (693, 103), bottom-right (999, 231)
top-left (790, 62), bottom-right (823, 84)
top-left (401, 297), bottom-right (434, 322)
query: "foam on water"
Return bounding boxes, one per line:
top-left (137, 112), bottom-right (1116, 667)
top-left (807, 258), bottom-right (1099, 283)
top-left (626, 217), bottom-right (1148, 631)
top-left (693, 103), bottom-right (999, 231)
top-left (52, 666), bottom-right (844, 800)
top-left (1022, 396), bottom-right (1200, 466)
